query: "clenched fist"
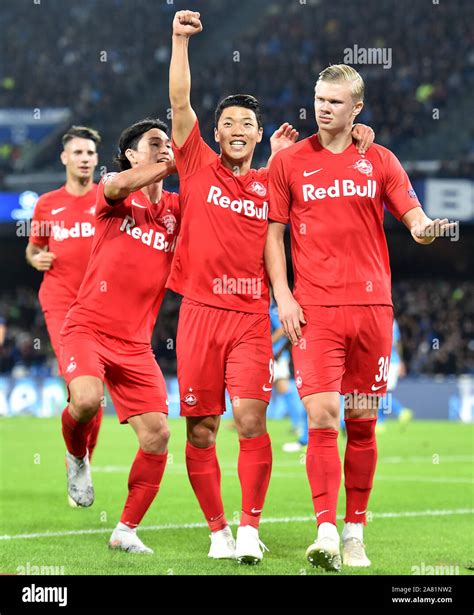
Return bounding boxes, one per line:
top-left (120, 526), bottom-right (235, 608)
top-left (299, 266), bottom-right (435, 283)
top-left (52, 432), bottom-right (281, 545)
top-left (173, 10), bottom-right (203, 38)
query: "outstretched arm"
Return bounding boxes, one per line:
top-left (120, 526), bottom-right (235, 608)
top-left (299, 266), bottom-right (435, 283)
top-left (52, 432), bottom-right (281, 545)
top-left (104, 161), bottom-right (176, 201)
top-left (170, 10), bottom-right (203, 147)
top-left (401, 207), bottom-right (458, 245)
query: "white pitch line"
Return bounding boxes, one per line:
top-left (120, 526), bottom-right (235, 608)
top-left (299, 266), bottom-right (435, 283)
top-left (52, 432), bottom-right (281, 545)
top-left (0, 509), bottom-right (472, 541)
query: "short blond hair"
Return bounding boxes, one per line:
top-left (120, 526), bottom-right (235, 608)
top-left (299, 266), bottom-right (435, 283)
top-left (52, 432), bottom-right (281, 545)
top-left (317, 64), bottom-right (365, 102)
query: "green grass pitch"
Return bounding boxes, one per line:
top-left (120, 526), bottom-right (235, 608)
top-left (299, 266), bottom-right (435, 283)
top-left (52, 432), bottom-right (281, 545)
top-left (0, 417), bottom-right (473, 576)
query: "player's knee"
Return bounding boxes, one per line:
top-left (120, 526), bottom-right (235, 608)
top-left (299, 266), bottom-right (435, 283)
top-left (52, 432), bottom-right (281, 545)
top-left (306, 402), bottom-right (339, 429)
top-left (187, 422), bottom-right (217, 448)
top-left (139, 426), bottom-right (170, 453)
top-left (70, 395), bottom-right (101, 421)
top-left (235, 413), bottom-right (266, 439)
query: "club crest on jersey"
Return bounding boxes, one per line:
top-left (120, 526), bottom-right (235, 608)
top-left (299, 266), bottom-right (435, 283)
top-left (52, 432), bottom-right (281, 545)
top-left (248, 181), bottom-right (267, 198)
top-left (66, 358), bottom-right (77, 374)
top-left (350, 159), bottom-right (373, 177)
top-left (160, 213), bottom-right (177, 234)
top-left (183, 392), bottom-right (198, 406)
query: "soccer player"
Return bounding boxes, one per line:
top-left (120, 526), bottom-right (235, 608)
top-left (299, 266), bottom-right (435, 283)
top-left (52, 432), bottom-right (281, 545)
top-left (168, 11), bottom-right (374, 564)
top-left (59, 118), bottom-right (179, 554)
top-left (265, 64), bottom-right (457, 571)
top-left (26, 126), bottom-right (104, 464)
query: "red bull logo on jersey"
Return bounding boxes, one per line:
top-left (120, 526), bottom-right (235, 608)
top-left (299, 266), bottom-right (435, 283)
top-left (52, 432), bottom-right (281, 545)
top-left (302, 179), bottom-right (377, 202)
top-left (52, 222), bottom-right (95, 242)
top-left (207, 186), bottom-right (268, 220)
top-left (248, 181), bottom-right (267, 198)
top-left (350, 159), bottom-right (373, 176)
top-left (119, 215), bottom-right (177, 252)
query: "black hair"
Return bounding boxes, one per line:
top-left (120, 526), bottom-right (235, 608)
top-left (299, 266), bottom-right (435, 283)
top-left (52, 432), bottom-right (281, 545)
top-left (115, 117), bottom-right (168, 171)
top-left (62, 125), bottom-right (101, 148)
top-left (214, 94), bottom-right (263, 129)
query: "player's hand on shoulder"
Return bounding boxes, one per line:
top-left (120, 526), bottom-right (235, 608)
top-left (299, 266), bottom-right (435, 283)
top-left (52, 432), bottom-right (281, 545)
top-left (173, 10), bottom-right (203, 37)
top-left (352, 123), bottom-right (375, 155)
top-left (32, 250), bottom-right (56, 272)
top-left (270, 123), bottom-right (299, 156)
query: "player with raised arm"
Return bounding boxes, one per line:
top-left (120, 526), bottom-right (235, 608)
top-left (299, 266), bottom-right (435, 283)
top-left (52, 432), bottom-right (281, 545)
top-left (59, 118), bottom-right (179, 554)
top-left (265, 64), bottom-right (457, 571)
top-left (168, 11), bottom-right (374, 564)
top-left (26, 126), bottom-right (104, 466)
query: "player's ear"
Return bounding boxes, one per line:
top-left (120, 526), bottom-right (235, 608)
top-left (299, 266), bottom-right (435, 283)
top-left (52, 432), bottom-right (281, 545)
top-left (353, 101), bottom-right (364, 118)
top-left (60, 151), bottom-right (67, 167)
top-left (256, 126), bottom-right (264, 144)
top-left (214, 127), bottom-right (220, 144)
top-left (125, 148), bottom-right (136, 167)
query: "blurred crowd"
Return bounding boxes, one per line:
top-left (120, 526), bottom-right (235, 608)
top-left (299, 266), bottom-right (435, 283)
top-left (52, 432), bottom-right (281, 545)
top-left (0, 281), bottom-right (472, 378)
top-left (1, 0), bottom-right (472, 169)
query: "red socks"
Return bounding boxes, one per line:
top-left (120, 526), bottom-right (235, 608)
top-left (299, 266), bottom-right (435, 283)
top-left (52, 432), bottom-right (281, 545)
top-left (185, 442), bottom-right (227, 532)
top-left (306, 429), bottom-right (341, 526)
top-left (61, 405), bottom-right (103, 461)
top-left (238, 433), bottom-right (272, 529)
top-left (61, 406), bottom-right (94, 459)
top-left (344, 418), bottom-right (377, 525)
top-left (120, 449), bottom-right (168, 528)
top-left (87, 407), bottom-right (104, 461)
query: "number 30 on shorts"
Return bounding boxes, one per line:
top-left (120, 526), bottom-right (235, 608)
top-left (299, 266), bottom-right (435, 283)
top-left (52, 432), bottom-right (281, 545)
top-left (375, 355), bottom-right (390, 383)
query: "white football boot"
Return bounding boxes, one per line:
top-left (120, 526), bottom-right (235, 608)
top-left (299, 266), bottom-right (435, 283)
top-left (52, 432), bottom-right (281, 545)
top-left (306, 523), bottom-right (341, 571)
top-left (208, 526), bottom-right (236, 559)
top-left (341, 522), bottom-right (371, 567)
top-left (65, 450), bottom-right (94, 508)
top-left (235, 525), bottom-right (268, 565)
top-left (109, 523), bottom-right (153, 554)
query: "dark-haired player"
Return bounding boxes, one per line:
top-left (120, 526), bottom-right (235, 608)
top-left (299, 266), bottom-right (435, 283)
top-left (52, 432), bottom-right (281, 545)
top-left (168, 11), bottom-right (374, 564)
top-left (59, 118), bottom-right (179, 554)
top-left (26, 126), bottom-right (104, 468)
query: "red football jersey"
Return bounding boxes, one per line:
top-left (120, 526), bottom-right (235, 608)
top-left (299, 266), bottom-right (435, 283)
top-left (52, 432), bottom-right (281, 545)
top-left (268, 135), bottom-right (422, 306)
top-left (65, 175), bottom-right (180, 343)
top-left (30, 185), bottom-right (97, 313)
top-left (166, 121), bottom-right (270, 313)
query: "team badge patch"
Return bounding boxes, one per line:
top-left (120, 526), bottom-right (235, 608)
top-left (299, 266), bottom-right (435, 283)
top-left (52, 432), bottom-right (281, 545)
top-left (160, 213), bottom-right (177, 234)
top-left (66, 357), bottom-right (77, 374)
top-left (350, 159), bottom-right (373, 177)
top-left (183, 391), bottom-right (198, 406)
top-left (248, 181), bottom-right (267, 198)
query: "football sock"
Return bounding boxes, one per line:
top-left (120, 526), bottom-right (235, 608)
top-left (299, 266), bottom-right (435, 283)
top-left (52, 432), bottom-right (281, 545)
top-left (61, 405), bottom-right (94, 459)
top-left (120, 449), bottom-right (167, 528)
top-left (344, 418), bottom-right (377, 525)
top-left (87, 406), bottom-right (104, 462)
top-left (238, 433), bottom-right (272, 529)
top-left (306, 428), bottom-right (341, 526)
top-left (185, 441), bottom-right (227, 532)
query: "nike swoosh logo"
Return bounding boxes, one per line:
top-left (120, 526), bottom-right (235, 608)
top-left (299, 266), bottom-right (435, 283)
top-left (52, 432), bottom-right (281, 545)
top-left (355, 510), bottom-right (367, 515)
top-left (262, 385), bottom-right (273, 392)
top-left (316, 509), bottom-right (329, 518)
top-left (251, 508), bottom-right (262, 514)
top-left (371, 384), bottom-right (386, 392)
top-left (303, 169), bottom-right (323, 177)
top-left (132, 199), bottom-right (147, 209)
top-left (51, 207), bottom-right (66, 215)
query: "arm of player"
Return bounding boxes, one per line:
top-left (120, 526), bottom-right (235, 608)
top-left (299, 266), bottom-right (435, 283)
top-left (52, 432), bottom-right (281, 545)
top-left (265, 222), bottom-right (306, 345)
top-left (267, 123), bottom-right (299, 167)
top-left (25, 242), bottom-right (56, 272)
top-left (351, 124), bottom-right (375, 155)
top-left (104, 161), bottom-right (176, 201)
top-left (401, 207), bottom-right (458, 245)
top-left (170, 10), bottom-right (202, 148)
